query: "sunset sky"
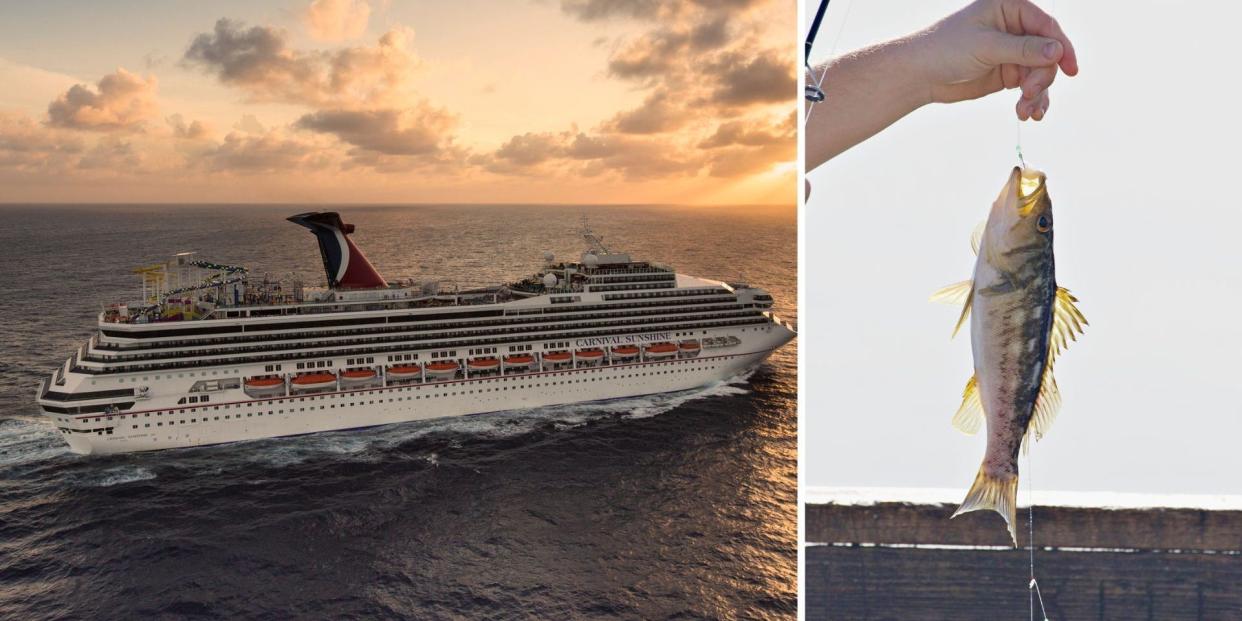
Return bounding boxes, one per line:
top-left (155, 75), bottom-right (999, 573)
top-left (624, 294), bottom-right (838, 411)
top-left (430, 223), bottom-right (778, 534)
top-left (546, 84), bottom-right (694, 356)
top-left (0, 0), bottom-right (795, 204)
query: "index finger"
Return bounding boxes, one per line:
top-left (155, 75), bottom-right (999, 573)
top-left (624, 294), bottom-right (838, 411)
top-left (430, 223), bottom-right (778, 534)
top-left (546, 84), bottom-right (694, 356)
top-left (1006, 0), bottom-right (1079, 76)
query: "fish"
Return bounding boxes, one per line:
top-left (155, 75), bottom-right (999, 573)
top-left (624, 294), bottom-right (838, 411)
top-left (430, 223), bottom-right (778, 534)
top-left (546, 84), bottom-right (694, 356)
top-left (931, 166), bottom-right (1087, 545)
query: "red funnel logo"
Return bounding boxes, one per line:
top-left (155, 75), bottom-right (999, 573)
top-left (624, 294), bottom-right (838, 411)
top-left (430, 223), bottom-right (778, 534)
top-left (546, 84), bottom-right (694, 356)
top-left (287, 212), bottom-right (388, 289)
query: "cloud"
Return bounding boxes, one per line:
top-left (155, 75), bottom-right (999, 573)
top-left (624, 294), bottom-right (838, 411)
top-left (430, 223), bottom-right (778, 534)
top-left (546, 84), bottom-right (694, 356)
top-left (295, 105), bottom-right (456, 156)
top-left (183, 19), bottom-right (417, 107)
top-left (698, 112), bottom-right (792, 149)
top-left (560, 0), bottom-right (666, 21)
top-left (0, 112), bottom-right (84, 171)
top-left (492, 131), bottom-right (565, 167)
top-left (606, 15), bottom-right (731, 80)
top-left (204, 130), bottom-right (333, 173)
top-left (604, 90), bottom-right (691, 134)
top-left (473, 129), bottom-right (702, 181)
top-left (706, 49), bottom-right (794, 106)
top-left (574, 135), bottom-right (702, 180)
top-left (233, 114), bottom-right (266, 134)
top-left (78, 138), bottom-right (143, 170)
top-left (304, 0), bottom-right (371, 42)
top-left (698, 112), bottom-right (794, 177)
top-left (46, 68), bottom-right (159, 131)
top-left (559, 0), bottom-right (762, 22)
top-left (167, 114), bottom-right (213, 140)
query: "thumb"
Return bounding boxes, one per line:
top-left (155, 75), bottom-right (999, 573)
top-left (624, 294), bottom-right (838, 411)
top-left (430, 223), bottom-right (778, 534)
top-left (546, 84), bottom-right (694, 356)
top-left (983, 33), bottom-right (1062, 68)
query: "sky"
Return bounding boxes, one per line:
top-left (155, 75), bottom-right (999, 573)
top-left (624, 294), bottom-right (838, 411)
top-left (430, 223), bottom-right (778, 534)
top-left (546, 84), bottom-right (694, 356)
top-left (0, 0), bottom-right (795, 204)
top-left (805, 0), bottom-right (1242, 496)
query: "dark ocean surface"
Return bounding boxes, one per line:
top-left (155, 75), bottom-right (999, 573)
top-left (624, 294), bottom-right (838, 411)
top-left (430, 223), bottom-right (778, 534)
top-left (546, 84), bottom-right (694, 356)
top-left (0, 204), bottom-right (796, 620)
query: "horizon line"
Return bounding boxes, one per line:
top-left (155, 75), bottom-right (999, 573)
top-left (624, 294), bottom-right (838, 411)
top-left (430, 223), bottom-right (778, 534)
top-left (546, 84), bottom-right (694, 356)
top-left (0, 201), bottom-right (794, 208)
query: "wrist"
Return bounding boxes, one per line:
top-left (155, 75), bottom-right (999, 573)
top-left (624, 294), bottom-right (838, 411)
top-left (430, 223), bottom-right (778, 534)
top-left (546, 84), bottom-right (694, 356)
top-left (891, 31), bottom-right (936, 110)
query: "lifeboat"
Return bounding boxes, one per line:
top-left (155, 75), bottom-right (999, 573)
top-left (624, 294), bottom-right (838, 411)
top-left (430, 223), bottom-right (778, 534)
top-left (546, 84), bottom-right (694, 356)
top-left (645, 342), bottom-right (678, 358)
top-left (468, 357), bottom-right (500, 371)
top-left (575, 348), bottom-right (604, 363)
top-left (425, 361), bottom-right (460, 379)
top-left (340, 368), bottom-right (378, 384)
top-left (245, 377), bottom-right (284, 389)
top-left (503, 354), bottom-right (534, 368)
top-left (291, 372), bottom-right (337, 391)
top-left (678, 340), bottom-right (702, 357)
top-left (542, 351), bottom-right (572, 364)
top-left (244, 376), bottom-right (285, 396)
top-left (386, 364), bottom-right (422, 381)
top-left (611, 345), bottom-right (639, 359)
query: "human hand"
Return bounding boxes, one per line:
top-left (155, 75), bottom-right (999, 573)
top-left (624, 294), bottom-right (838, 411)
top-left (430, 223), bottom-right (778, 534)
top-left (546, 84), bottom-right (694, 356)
top-left (911, 0), bottom-right (1078, 121)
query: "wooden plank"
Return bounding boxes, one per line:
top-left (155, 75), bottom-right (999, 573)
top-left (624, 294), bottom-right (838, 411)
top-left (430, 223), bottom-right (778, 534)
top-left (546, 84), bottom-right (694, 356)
top-left (806, 544), bottom-right (1240, 621)
top-left (806, 502), bottom-right (1242, 551)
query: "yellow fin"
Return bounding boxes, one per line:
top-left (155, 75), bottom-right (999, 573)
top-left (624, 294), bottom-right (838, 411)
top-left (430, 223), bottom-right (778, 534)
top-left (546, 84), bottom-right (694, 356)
top-left (930, 280), bottom-right (973, 338)
top-left (1027, 367), bottom-right (1061, 444)
top-left (970, 221), bottom-right (985, 256)
top-left (952, 375), bottom-right (984, 435)
top-left (952, 467), bottom-right (1019, 546)
top-left (1024, 286), bottom-right (1083, 446)
top-left (1048, 287), bottom-right (1088, 367)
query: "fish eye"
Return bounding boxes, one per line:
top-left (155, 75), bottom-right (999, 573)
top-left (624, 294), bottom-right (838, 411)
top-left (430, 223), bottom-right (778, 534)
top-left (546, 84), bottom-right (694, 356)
top-left (1036, 215), bottom-right (1051, 232)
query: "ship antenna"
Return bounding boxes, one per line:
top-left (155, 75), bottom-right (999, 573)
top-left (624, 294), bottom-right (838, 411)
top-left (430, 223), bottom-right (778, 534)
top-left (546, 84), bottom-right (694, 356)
top-left (579, 214), bottom-right (610, 255)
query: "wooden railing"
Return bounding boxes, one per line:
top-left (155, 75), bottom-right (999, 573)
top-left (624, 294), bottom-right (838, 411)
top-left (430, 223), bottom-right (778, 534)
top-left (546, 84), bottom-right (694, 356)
top-left (805, 501), bottom-right (1242, 620)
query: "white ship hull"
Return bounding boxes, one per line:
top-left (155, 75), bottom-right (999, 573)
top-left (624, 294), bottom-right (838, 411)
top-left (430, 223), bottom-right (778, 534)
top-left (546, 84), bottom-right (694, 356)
top-left (52, 329), bottom-right (790, 456)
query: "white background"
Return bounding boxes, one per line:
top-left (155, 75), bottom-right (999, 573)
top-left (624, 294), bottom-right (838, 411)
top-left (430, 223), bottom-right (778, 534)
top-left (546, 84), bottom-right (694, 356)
top-left (804, 0), bottom-right (1242, 495)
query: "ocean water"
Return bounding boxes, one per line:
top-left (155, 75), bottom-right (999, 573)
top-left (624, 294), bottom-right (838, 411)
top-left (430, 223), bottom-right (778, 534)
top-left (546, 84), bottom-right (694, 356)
top-left (0, 204), bottom-right (796, 620)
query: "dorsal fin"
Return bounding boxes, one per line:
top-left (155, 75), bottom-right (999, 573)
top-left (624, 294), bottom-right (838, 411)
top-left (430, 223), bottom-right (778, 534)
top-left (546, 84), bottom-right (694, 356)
top-left (1025, 286), bottom-right (1087, 445)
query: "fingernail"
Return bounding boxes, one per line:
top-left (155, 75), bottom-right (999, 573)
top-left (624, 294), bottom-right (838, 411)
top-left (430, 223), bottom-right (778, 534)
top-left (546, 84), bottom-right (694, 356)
top-left (1043, 41), bottom-right (1059, 60)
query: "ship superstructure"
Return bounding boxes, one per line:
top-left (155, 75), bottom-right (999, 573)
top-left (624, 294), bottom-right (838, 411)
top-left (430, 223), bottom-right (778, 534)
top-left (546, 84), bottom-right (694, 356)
top-left (36, 213), bottom-right (795, 455)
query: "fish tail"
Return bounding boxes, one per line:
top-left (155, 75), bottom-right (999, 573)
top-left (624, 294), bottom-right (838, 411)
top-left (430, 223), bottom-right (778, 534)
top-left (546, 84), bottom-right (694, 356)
top-left (952, 467), bottom-right (1019, 546)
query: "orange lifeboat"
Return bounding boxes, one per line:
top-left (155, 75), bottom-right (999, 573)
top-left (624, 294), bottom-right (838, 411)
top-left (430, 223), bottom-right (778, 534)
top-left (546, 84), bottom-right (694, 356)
top-left (468, 357), bottom-right (500, 371)
top-left (575, 348), bottom-right (604, 360)
top-left (503, 354), bottom-right (534, 367)
top-left (611, 345), bottom-right (639, 359)
top-left (340, 368), bottom-right (378, 384)
top-left (244, 376), bottom-right (285, 395)
top-left (291, 372), bottom-right (337, 390)
top-left (426, 361), bottom-right (460, 379)
top-left (386, 364), bottom-right (422, 380)
top-left (678, 340), bottom-right (702, 357)
top-left (645, 342), bottom-right (678, 358)
top-left (542, 351), bottom-right (572, 363)
top-left (245, 377), bottom-right (284, 388)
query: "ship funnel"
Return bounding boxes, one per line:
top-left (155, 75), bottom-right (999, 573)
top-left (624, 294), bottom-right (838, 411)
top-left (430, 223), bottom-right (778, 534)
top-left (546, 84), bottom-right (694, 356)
top-left (287, 212), bottom-right (388, 289)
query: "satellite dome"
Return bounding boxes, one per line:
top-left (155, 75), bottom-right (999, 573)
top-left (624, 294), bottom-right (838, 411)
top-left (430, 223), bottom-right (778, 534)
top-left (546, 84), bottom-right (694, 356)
top-left (542, 273), bottom-right (558, 288)
top-left (583, 253), bottom-right (599, 268)
top-left (543, 252), bottom-right (555, 264)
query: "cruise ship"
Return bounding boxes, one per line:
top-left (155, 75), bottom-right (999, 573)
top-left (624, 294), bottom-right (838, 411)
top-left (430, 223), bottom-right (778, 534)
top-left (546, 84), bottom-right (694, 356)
top-left (35, 212), bottom-right (795, 455)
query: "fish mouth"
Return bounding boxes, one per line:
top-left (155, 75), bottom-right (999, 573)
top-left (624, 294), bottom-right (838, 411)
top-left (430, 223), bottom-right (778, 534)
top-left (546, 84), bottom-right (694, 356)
top-left (1014, 167), bottom-right (1047, 215)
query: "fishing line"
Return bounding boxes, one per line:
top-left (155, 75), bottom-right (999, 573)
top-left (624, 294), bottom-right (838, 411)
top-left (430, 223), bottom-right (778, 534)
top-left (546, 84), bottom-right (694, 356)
top-left (1016, 122), bottom-right (1026, 169)
top-left (804, 0), bottom-right (855, 122)
top-left (1027, 445), bottom-right (1049, 620)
